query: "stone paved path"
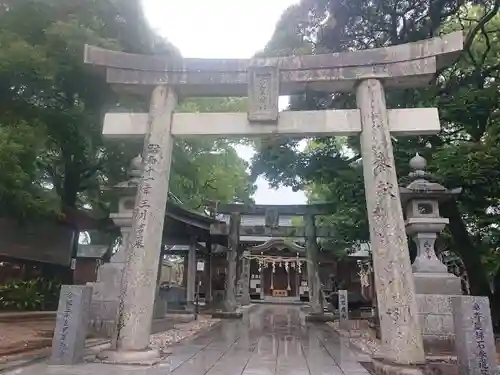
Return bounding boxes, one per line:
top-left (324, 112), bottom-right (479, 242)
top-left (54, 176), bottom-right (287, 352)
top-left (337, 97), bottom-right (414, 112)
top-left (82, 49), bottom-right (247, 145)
top-left (164, 304), bottom-right (369, 375)
top-left (4, 305), bottom-right (370, 375)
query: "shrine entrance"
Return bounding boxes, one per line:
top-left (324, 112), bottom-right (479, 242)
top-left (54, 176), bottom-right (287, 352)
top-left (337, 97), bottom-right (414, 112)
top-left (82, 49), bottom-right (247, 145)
top-left (245, 239), bottom-right (306, 300)
top-left (84, 32), bottom-right (463, 366)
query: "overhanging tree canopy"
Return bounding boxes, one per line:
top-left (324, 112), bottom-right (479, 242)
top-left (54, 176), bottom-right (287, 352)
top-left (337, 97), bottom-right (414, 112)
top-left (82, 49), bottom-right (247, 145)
top-left (251, 0), bottom-right (500, 307)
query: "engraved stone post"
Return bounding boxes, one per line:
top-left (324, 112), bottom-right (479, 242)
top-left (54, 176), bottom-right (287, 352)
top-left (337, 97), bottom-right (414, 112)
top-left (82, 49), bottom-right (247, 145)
top-left (451, 296), bottom-right (496, 375)
top-left (241, 251), bottom-right (251, 305)
top-left (305, 214), bottom-right (322, 314)
top-left (224, 213), bottom-right (240, 312)
top-left (338, 290), bottom-right (350, 330)
top-left (97, 85), bottom-right (177, 364)
top-left (357, 79), bottom-right (425, 365)
top-left (51, 285), bottom-right (92, 365)
top-left (186, 239), bottom-right (197, 309)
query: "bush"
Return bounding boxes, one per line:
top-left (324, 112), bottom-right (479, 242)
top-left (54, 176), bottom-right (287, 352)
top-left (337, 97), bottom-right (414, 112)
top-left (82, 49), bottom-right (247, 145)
top-left (0, 278), bottom-right (61, 311)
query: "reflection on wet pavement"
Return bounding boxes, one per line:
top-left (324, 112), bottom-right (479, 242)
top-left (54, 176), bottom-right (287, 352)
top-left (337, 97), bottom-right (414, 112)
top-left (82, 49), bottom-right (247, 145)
top-left (165, 305), bottom-right (369, 375)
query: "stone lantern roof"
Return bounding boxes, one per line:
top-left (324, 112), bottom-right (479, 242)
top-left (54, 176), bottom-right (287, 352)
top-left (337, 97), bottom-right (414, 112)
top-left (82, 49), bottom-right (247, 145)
top-left (399, 153), bottom-right (461, 204)
top-left (111, 154), bottom-right (142, 195)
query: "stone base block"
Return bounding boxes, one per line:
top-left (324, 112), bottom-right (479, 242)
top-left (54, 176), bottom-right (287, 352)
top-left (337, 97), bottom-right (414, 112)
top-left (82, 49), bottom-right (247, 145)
top-left (413, 273), bottom-right (462, 295)
top-left (415, 294), bottom-right (460, 353)
top-left (95, 347), bottom-right (160, 366)
top-left (373, 359), bottom-right (424, 375)
top-left (423, 360), bottom-right (458, 375)
top-left (211, 311), bottom-right (243, 319)
top-left (87, 263), bottom-right (124, 338)
top-left (88, 318), bottom-right (116, 338)
top-left (305, 313), bottom-right (336, 322)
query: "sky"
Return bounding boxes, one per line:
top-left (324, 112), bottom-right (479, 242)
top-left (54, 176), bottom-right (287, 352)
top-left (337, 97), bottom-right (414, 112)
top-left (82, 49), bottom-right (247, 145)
top-left (142, 0), bottom-right (307, 205)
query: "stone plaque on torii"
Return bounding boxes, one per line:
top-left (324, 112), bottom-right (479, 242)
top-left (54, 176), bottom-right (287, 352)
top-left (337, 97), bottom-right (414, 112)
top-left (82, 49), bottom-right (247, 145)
top-left (84, 31), bottom-right (463, 368)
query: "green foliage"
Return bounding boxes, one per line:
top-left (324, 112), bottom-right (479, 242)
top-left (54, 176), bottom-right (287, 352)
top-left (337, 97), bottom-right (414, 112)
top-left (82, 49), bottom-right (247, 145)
top-left (171, 97), bottom-right (256, 210)
top-left (0, 278), bottom-right (61, 311)
top-left (0, 121), bottom-right (56, 219)
top-left (0, 0), bottom-right (255, 220)
top-left (252, 0), bottom-right (500, 301)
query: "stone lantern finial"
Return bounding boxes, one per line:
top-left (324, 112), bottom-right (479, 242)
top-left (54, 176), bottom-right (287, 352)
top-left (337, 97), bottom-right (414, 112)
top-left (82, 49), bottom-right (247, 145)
top-left (409, 153), bottom-right (426, 171)
top-left (129, 154), bottom-right (143, 179)
top-left (409, 153), bottom-right (428, 179)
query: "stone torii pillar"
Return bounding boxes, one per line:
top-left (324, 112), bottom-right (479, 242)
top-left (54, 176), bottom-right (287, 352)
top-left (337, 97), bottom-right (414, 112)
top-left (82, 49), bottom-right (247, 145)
top-left (305, 214), bottom-right (322, 314)
top-left (224, 213), bottom-right (240, 313)
top-left (97, 86), bottom-right (177, 364)
top-left (240, 251), bottom-right (251, 306)
top-left (357, 79), bottom-right (426, 365)
top-left (186, 238), bottom-right (197, 310)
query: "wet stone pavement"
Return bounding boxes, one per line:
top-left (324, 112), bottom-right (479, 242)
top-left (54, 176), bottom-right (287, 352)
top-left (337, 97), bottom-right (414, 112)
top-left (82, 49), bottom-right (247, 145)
top-left (164, 304), bottom-right (369, 375)
top-left (5, 305), bottom-right (370, 375)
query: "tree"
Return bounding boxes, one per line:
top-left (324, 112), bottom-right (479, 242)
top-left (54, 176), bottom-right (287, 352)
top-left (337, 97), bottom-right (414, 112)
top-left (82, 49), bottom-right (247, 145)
top-left (0, 0), bottom-right (179, 217)
top-left (0, 120), bottom-right (58, 219)
top-left (0, 0), bottom-right (255, 219)
top-left (252, 0), bottom-right (500, 312)
top-left (172, 97), bottom-right (256, 209)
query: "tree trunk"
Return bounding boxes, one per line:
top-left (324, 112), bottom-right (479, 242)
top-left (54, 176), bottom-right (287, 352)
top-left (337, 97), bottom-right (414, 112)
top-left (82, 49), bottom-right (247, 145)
top-left (441, 200), bottom-right (491, 298)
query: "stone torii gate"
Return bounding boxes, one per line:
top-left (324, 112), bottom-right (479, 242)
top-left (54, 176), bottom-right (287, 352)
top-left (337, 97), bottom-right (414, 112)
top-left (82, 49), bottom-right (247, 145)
top-left (84, 32), bottom-right (463, 367)
top-left (209, 202), bottom-right (338, 313)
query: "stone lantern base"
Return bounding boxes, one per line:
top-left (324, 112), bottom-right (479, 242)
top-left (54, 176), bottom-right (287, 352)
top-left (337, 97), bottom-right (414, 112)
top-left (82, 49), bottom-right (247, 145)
top-left (88, 262), bottom-right (125, 338)
top-left (414, 272), bottom-right (462, 296)
top-left (413, 272), bottom-right (463, 354)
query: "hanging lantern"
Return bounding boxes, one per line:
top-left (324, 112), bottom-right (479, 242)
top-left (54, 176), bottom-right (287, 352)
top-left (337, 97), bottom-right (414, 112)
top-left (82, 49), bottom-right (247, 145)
top-left (284, 261), bottom-right (289, 272)
top-left (272, 260), bottom-right (276, 273)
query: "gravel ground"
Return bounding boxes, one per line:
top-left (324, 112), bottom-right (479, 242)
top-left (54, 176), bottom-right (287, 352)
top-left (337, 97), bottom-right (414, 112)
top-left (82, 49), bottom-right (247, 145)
top-left (150, 315), bottom-right (220, 355)
top-left (0, 319), bottom-right (55, 359)
top-left (0, 314), bottom-right (219, 364)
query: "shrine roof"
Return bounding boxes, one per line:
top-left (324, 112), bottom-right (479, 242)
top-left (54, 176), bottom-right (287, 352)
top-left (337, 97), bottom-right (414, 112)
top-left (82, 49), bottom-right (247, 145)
top-left (247, 238), bottom-right (306, 254)
top-left (163, 201), bottom-right (227, 245)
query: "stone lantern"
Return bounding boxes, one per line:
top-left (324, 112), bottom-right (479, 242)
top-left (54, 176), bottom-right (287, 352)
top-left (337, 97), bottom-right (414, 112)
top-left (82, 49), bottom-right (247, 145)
top-left (400, 153), bottom-right (462, 295)
top-left (108, 155), bottom-right (143, 262)
top-left (88, 155), bottom-right (143, 336)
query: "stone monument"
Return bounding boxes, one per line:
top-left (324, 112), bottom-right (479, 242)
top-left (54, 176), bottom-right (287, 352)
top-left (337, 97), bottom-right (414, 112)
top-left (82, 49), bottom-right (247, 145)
top-left (51, 285), bottom-right (92, 365)
top-left (84, 31), bottom-right (464, 369)
top-left (451, 296), bottom-right (497, 375)
top-left (338, 290), bottom-right (349, 330)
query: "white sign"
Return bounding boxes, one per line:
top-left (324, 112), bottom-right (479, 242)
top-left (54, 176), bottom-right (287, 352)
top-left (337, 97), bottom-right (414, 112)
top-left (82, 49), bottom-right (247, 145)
top-left (197, 261), bottom-right (205, 271)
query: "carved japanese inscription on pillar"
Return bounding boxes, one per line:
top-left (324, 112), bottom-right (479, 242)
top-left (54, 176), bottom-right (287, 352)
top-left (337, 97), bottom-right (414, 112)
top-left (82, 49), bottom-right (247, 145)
top-left (248, 65), bottom-right (279, 123)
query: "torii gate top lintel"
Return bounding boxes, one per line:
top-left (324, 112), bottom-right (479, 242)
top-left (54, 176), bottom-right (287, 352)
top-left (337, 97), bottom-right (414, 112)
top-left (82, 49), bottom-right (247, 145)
top-left (210, 202), bottom-right (336, 216)
top-left (83, 31), bottom-right (463, 96)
